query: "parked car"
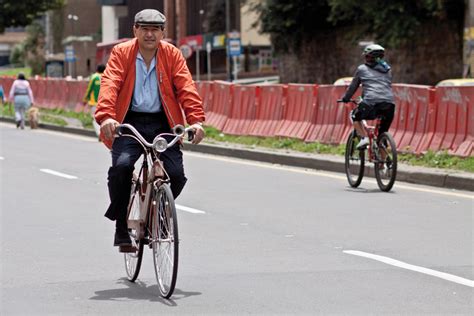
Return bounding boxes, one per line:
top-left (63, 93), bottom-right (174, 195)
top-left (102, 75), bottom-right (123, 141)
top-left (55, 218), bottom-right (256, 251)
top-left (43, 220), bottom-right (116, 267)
top-left (333, 77), bottom-right (353, 85)
top-left (435, 78), bottom-right (474, 86)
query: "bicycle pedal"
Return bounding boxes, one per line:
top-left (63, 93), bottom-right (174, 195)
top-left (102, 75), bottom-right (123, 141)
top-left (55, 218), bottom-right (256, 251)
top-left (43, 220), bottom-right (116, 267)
top-left (119, 245), bottom-right (138, 253)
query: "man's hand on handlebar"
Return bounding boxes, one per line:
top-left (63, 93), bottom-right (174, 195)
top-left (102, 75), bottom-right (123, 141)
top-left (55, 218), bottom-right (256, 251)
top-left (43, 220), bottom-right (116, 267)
top-left (189, 123), bottom-right (205, 145)
top-left (100, 118), bottom-right (120, 141)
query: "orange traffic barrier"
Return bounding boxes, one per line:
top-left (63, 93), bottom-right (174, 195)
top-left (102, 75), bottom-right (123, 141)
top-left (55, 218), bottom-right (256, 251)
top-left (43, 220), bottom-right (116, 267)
top-left (275, 84), bottom-right (317, 140)
top-left (222, 85), bottom-right (257, 135)
top-left (450, 87), bottom-right (474, 157)
top-left (196, 81), bottom-right (213, 112)
top-left (34, 78), bottom-right (47, 107)
top-left (434, 86), bottom-right (474, 155)
top-left (248, 84), bottom-right (286, 137)
top-left (426, 86), bottom-right (471, 152)
top-left (392, 84), bottom-right (434, 153)
top-left (205, 81), bottom-right (232, 130)
top-left (305, 85), bottom-right (357, 144)
top-left (0, 77), bottom-right (15, 100)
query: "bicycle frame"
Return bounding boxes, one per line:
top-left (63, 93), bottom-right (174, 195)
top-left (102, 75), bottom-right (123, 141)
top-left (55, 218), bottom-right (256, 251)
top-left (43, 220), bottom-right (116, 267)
top-left (118, 124), bottom-right (189, 241)
top-left (360, 118), bottom-right (383, 164)
top-left (343, 100), bottom-right (383, 164)
top-left (128, 149), bottom-right (168, 240)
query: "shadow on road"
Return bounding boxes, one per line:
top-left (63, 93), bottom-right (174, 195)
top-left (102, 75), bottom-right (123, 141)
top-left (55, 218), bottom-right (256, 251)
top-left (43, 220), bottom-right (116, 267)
top-left (344, 187), bottom-right (396, 194)
top-left (90, 278), bottom-right (202, 304)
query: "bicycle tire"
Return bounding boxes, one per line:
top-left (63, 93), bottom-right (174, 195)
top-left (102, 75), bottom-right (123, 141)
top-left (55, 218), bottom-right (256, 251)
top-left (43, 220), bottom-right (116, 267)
top-left (374, 132), bottom-right (398, 192)
top-left (124, 177), bottom-right (144, 282)
top-left (151, 184), bottom-right (179, 299)
top-left (344, 131), bottom-right (365, 187)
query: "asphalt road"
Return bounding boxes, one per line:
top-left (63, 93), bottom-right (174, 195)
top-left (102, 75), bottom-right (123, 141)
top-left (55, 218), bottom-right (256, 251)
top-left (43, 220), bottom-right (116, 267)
top-left (1, 123), bottom-right (473, 315)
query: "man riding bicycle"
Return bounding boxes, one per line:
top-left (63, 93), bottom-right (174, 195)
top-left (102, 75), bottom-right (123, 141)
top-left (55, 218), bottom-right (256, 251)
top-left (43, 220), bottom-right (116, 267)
top-left (341, 44), bottom-right (395, 149)
top-left (95, 9), bottom-right (205, 250)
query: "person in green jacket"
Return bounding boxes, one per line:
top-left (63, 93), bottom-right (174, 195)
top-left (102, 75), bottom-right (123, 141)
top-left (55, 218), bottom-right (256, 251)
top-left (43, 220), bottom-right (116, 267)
top-left (83, 64), bottom-right (106, 137)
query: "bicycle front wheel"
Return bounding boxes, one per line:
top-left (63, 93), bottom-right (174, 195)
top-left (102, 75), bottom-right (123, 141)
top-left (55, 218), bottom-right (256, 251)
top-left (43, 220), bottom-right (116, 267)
top-left (151, 184), bottom-right (179, 298)
top-left (344, 131), bottom-right (365, 187)
top-left (374, 132), bottom-right (398, 192)
top-left (124, 176), bottom-right (144, 282)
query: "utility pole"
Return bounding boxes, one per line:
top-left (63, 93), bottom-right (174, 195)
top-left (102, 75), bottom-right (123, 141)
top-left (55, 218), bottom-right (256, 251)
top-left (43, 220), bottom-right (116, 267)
top-left (225, 0), bottom-right (232, 81)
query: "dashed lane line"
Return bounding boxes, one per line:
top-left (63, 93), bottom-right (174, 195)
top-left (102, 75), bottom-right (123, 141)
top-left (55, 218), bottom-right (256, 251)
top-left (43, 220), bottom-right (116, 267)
top-left (176, 204), bottom-right (206, 214)
top-left (344, 250), bottom-right (474, 288)
top-left (40, 169), bottom-right (78, 180)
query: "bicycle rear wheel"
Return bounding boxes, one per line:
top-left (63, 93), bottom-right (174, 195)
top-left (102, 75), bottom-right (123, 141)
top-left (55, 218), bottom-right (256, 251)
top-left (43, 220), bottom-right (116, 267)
top-left (344, 131), bottom-right (365, 187)
top-left (124, 176), bottom-right (144, 282)
top-left (151, 184), bottom-right (179, 298)
top-left (374, 132), bottom-right (398, 192)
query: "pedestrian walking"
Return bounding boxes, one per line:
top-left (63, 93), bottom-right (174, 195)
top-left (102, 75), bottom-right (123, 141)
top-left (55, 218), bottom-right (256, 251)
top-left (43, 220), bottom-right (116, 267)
top-left (83, 64), bottom-right (106, 137)
top-left (8, 73), bottom-right (34, 129)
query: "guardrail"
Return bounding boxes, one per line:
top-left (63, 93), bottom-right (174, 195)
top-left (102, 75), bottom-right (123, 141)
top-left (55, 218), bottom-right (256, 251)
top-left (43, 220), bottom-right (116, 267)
top-left (0, 76), bottom-right (472, 157)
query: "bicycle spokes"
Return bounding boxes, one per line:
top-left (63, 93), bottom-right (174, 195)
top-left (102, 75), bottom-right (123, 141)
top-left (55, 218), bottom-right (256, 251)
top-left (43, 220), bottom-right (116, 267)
top-left (374, 133), bottom-right (398, 192)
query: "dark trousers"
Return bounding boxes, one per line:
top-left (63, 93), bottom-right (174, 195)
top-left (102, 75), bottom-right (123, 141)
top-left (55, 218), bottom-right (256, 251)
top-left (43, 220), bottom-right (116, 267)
top-left (104, 111), bottom-right (187, 225)
top-left (351, 102), bottom-right (395, 134)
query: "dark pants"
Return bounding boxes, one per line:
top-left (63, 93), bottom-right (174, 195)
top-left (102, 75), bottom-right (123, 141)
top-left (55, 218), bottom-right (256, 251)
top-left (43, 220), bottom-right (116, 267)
top-left (351, 102), bottom-right (395, 134)
top-left (104, 111), bottom-right (187, 225)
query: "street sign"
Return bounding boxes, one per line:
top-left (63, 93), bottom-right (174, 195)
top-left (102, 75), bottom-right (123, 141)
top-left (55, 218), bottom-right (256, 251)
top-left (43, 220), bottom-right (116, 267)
top-left (228, 38), bottom-right (241, 57)
top-left (206, 42), bottom-right (212, 53)
top-left (65, 45), bottom-right (76, 62)
top-left (180, 44), bottom-right (193, 59)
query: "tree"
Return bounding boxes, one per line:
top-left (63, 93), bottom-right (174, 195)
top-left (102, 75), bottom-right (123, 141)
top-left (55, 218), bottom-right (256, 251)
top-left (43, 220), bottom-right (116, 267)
top-left (250, 0), bottom-right (466, 84)
top-left (327, 0), bottom-right (465, 47)
top-left (23, 22), bottom-right (46, 75)
top-left (0, 0), bottom-right (64, 33)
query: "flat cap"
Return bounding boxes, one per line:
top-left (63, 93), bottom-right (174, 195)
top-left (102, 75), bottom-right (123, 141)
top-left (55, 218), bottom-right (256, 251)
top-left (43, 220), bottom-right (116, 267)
top-left (134, 9), bottom-right (166, 26)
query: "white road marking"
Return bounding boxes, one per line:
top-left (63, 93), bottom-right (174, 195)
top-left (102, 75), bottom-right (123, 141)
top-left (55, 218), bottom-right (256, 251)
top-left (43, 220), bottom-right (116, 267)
top-left (185, 152), bottom-right (473, 199)
top-left (0, 156), bottom-right (4, 160)
top-left (344, 250), bottom-right (474, 288)
top-left (176, 204), bottom-right (205, 214)
top-left (40, 169), bottom-right (78, 179)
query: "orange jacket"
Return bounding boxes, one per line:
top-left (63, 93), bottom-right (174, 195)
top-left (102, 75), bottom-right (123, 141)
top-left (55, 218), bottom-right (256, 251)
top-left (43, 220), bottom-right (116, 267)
top-left (95, 38), bottom-right (205, 148)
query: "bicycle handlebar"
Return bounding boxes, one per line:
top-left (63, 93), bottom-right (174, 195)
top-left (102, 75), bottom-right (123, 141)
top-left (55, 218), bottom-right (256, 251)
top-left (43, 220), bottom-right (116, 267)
top-left (337, 99), bottom-right (359, 104)
top-left (116, 123), bottom-right (195, 152)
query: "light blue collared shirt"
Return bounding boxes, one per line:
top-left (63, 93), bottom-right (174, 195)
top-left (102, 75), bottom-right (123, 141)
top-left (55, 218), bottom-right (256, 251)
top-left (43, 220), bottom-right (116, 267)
top-left (130, 52), bottom-right (161, 113)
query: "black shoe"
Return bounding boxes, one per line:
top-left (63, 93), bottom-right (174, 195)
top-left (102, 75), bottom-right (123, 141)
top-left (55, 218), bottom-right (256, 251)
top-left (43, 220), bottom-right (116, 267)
top-left (114, 230), bottom-right (132, 246)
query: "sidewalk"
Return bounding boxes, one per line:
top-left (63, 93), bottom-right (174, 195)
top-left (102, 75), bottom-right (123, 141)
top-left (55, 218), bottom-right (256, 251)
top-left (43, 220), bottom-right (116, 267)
top-left (1, 116), bottom-right (472, 191)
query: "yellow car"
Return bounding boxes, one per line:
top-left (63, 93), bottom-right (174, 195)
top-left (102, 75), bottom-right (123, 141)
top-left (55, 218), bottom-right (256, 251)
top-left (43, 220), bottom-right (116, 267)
top-left (435, 78), bottom-right (474, 86)
top-left (333, 77), bottom-right (353, 85)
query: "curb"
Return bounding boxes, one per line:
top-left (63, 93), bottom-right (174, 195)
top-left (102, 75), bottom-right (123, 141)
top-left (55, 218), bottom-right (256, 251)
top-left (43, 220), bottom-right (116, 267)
top-left (184, 143), bottom-right (473, 192)
top-left (2, 117), bottom-right (472, 192)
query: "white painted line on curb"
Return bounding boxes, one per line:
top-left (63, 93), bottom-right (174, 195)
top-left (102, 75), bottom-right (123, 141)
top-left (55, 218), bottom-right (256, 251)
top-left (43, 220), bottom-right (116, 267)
top-left (344, 250), bottom-right (474, 288)
top-left (40, 169), bottom-right (78, 180)
top-left (176, 204), bottom-right (206, 214)
top-left (185, 152), bottom-right (473, 199)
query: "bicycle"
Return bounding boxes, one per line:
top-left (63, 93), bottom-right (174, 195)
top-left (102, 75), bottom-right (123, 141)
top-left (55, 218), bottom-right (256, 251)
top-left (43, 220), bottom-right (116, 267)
top-left (116, 123), bottom-right (194, 298)
top-left (338, 99), bottom-right (398, 192)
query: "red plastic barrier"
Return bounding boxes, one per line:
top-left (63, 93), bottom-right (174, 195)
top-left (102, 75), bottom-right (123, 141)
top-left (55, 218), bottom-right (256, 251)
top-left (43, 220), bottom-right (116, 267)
top-left (65, 81), bottom-right (85, 112)
top-left (34, 78), bottom-right (47, 107)
top-left (275, 84), bottom-right (316, 140)
top-left (392, 84), bottom-right (434, 153)
top-left (427, 86), bottom-right (472, 153)
top-left (47, 79), bottom-right (62, 109)
top-left (248, 85), bottom-right (286, 137)
top-left (437, 86), bottom-right (474, 155)
top-left (449, 87), bottom-right (473, 157)
top-left (196, 81), bottom-right (213, 112)
top-left (0, 77), bottom-right (15, 100)
top-left (205, 81), bottom-right (232, 130)
top-left (222, 85), bottom-right (257, 135)
top-left (305, 85), bottom-right (357, 144)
